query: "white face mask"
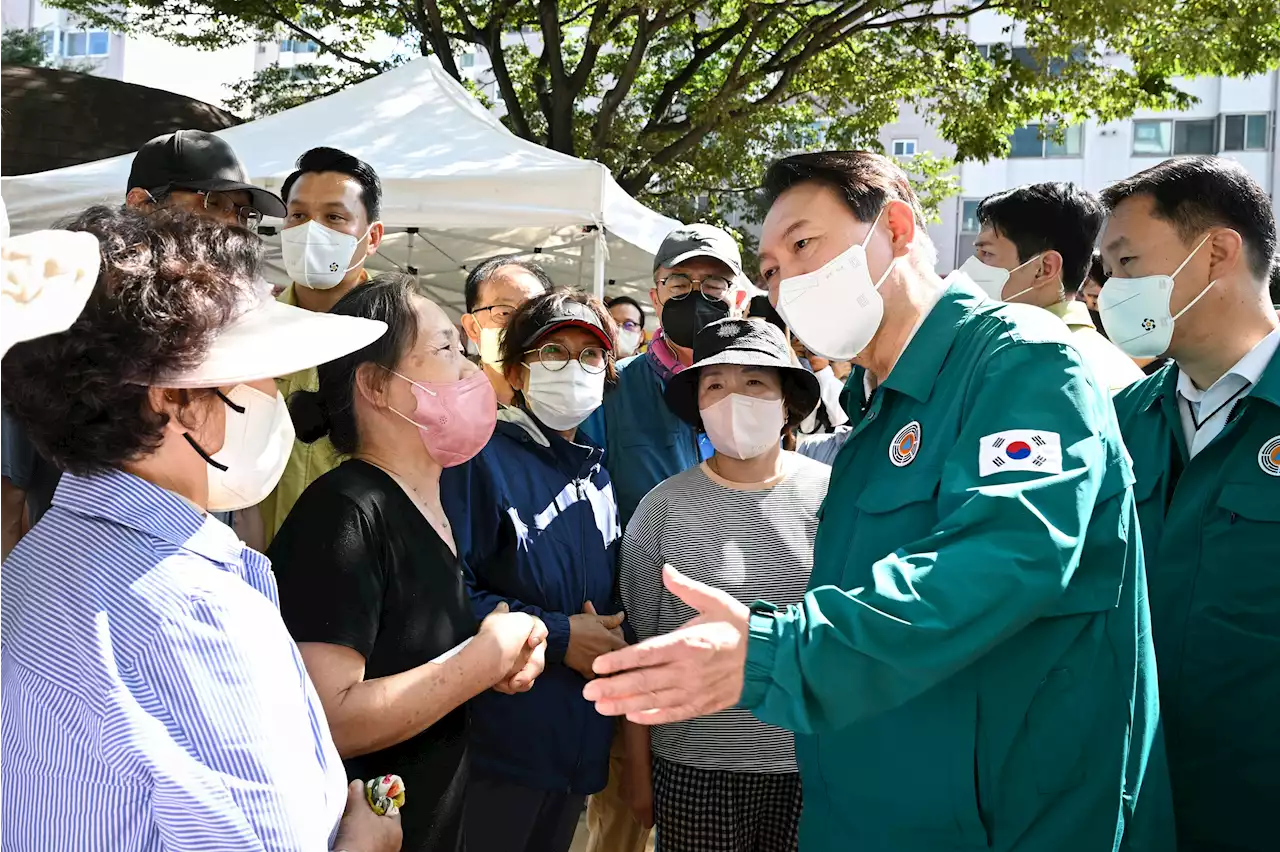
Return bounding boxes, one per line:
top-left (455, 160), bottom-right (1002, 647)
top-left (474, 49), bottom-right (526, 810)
top-left (523, 361), bottom-right (606, 431)
top-left (958, 253), bottom-right (1044, 302)
top-left (281, 220), bottom-right (371, 290)
top-left (187, 385), bottom-right (296, 512)
top-left (700, 393), bottom-right (786, 460)
top-left (1098, 233), bottom-right (1214, 359)
top-left (616, 329), bottom-right (643, 357)
top-left (775, 208), bottom-right (897, 361)
top-left (478, 326), bottom-right (504, 366)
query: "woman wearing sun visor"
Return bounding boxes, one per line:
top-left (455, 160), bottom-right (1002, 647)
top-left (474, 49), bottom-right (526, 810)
top-left (0, 205), bottom-right (399, 852)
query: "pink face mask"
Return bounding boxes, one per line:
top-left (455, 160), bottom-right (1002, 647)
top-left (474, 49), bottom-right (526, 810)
top-left (385, 368), bottom-right (497, 467)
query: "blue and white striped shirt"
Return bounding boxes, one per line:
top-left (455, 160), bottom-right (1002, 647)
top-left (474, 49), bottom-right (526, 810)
top-left (1, 468), bottom-right (348, 851)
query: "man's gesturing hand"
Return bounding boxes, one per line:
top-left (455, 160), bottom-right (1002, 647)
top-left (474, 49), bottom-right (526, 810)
top-left (582, 566), bottom-right (749, 725)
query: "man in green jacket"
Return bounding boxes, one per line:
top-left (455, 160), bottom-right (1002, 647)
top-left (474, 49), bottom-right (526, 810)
top-left (584, 151), bottom-right (1163, 851)
top-left (1097, 156), bottom-right (1279, 852)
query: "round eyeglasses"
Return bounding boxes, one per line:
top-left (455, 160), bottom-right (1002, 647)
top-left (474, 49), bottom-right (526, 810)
top-left (658, 272), bottom-right (733, 303)
top-left (525, 343), bottom-right (609, 374)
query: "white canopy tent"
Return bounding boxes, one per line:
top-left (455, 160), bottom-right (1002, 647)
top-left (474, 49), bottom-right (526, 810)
top-left (1, 56), bottom-right (680, 318)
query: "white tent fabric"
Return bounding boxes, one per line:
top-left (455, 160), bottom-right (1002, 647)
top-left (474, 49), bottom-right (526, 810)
top-left (1, 56), bottom-right (680, 317)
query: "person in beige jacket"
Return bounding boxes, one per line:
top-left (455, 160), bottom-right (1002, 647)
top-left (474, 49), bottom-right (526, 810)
top-left (959, 181), bottom-right (1144, 394)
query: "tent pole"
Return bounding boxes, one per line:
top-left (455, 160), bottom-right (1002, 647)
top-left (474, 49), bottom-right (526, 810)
top-left (593, 225), bottom-right (606, 299)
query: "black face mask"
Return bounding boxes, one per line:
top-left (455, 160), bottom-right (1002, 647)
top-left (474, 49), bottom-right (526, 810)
top-left (661, 294), bottom-right (730, 348)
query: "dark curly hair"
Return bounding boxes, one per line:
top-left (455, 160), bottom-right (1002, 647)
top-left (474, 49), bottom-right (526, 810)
top-left (499, 288), bottom-right (619, 388)
top-left (290, 273), bottom-right (429, 455)
top-left (0, 205), bottom-right (263, 475)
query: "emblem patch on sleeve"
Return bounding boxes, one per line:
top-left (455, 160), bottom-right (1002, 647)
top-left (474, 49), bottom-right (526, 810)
top-left (979, 430), bottom-right (1063, 477)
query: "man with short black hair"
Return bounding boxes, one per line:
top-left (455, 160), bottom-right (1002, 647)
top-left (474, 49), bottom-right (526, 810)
top-left (460, 256), bottom-right (553, 404)
top-left (257, 146), bottom-right (384, 542)
top-left (963, 182), bottom-right (1143, 392)
top-left (1101, 155), bottom-right (1280, 852)
top-left (585, 151), bottom-right (1160, 852)
top-left (605, 295), bottom-right (646, 357)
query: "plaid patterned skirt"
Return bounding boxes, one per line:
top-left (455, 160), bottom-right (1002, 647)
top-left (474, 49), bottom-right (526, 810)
top-left (652, 756), bottom-right (802, 852)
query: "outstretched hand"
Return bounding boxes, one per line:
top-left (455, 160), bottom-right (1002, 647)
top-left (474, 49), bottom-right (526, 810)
top-left (582, 566), bottom-right (749, 725)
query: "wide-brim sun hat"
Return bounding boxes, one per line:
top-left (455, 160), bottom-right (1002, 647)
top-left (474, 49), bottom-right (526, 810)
top-left (664, 317), bottom-right (820, 427)
top-left (154, 296), bottom-right (387, 388)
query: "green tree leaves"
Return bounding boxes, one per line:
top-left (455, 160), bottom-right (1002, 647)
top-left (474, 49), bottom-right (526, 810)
top-left (48, 1), bottom-right (1280, 223)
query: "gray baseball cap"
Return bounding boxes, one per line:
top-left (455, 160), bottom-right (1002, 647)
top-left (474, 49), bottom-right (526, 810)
top-left (653, 223), bottom-right (745, 280)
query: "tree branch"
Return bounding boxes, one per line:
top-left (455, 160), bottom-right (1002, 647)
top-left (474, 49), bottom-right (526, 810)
top-left (590, 8), bottom-right (654, 149)
top-left (859, 0), bottom-right (999, 31)
top-left (642, 10), bottom-right (753, 134)
top-left (413, 0), bottom-right (460, 78)
top-left (439, 0), bottom-right (532, 140)
top-left (261, 4), bottom-right (381, 70)
top-left (537, 0), bottom-right (586, 152)
top-left (567, 0), bottom-right (621, 93)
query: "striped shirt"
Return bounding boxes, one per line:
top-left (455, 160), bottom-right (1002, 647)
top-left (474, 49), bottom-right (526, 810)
top-left (1, 468), bottom-right (347, 851)
top-left (619, 453), bottom-right (829, 773)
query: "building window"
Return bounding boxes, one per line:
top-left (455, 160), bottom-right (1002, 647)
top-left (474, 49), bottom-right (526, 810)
top-left (1223, 114), bottom-right (1269, 151)
top-left (957, 198), bottom-right (983, 262)
top-left (461, 52), bottom-right (476, 68)
top-left (279, 38), bottom-right (319, 53)
top-left (63, 30), bottom-right (110, 57)
top-left (1133, 118), bottom-right (1217, 155)
top-left (1174, 119), bottom-right (1216, 155)
top-left (1008, 123), bottom-right (1082, 158)
top-left (892, 139), bottom-right (918, 157)
top-left (1132, 120), bottom-right (1171, 155)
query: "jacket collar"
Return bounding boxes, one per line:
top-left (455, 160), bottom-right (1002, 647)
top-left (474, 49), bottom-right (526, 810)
top-left (51, 468), bottom-right (246, 566)
top-left (1044, 299), bottom-right (1095, 330)
top-left (879, 274), bottom-right (981, 404)
top-left (495, 405), bottom-right (604, 478)
top-left (1144, 330), bottom-right (1280, 412)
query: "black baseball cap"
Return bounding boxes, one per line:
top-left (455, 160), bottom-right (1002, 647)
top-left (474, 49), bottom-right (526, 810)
top-left (653, 223), bottom-right (746, 281)
top-left (127, 130), bottom-right (286, 218)
top-left (520, 299), bottom-right (613, 351)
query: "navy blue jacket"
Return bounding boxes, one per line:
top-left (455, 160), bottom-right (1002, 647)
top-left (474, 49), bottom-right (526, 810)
top-left (441, 407), bottom-right (621, 795)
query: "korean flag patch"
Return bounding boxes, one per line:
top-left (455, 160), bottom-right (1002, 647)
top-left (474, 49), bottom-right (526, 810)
top-left (979, 430), bottom-right (1063, 477)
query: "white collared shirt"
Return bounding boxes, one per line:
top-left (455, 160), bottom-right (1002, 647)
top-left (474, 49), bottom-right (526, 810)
top-left (1178, 328), bottom-right (1280, 458)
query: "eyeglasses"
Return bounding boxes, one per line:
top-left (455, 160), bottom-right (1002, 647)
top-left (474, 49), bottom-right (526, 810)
top-left (658, 273), bottom-right (733, 303)
top-left (153, 188), bottom-right (262, 232)
top-left (472, 304), bottom-right (518, 327)
top-left (200, 192), bottom-right (263, 232)
top-left (525, 343), bottom-right (609, 374)
top-left (617, 319), bottom-right (642, 332)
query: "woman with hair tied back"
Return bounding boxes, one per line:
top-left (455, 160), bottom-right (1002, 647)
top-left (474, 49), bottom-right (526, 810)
top-left (440, 288), bottom-right (625, 852)
top-left (267, 273), bottom-right (548, 852)
top-left (0, 205), bottom-right (398, 852)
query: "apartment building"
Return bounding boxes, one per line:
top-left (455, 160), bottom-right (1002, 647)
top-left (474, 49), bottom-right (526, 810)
top-left (0, 0), bottom-right (370, 110)
top-left (879, 11), bottom-right (1279, 271)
